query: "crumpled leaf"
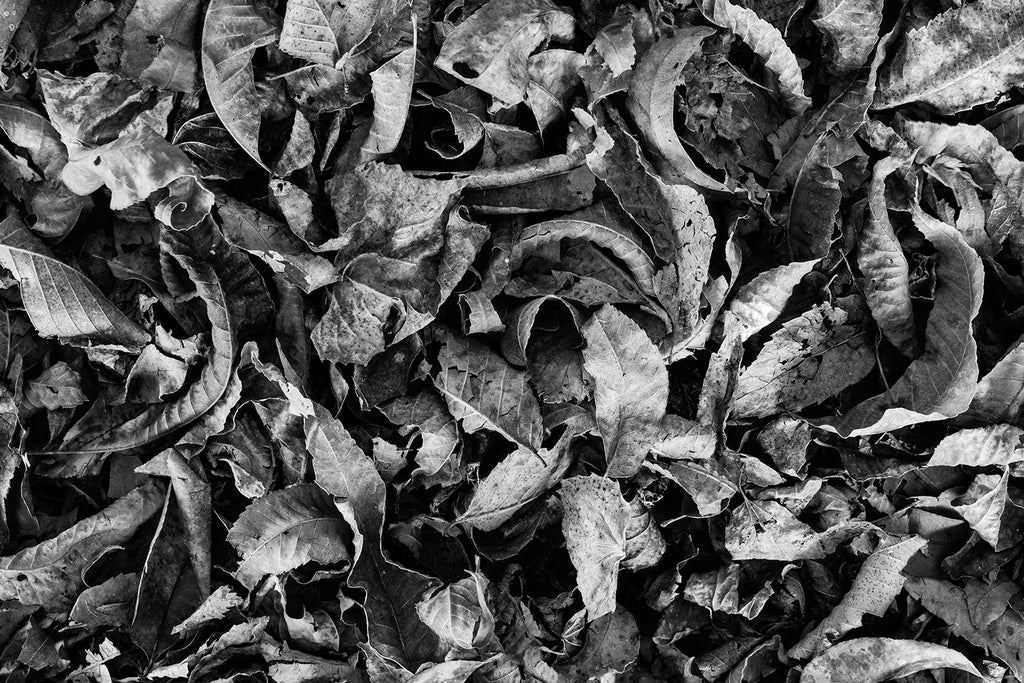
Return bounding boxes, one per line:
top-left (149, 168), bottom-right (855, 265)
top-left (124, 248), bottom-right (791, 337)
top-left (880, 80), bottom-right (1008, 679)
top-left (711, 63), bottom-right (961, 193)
top-left (227, 483), bottom-right (351, 589)
top-left (201, 0), bottom-right (280, 169)
top-left (874, 0), bottom-right (1024, 113)
top-left (800, 637), bottom-right (982, 682)
top-left (435, 0), bottom-right (576, 107)
top-left (416, 572), bottom-right (495, 651)
top-left (726, 500), bottom-right (878, 561)
top-left (812, 0), bottom-right (883, 73)
top-left (0, 216), bottom-right (149, 351)
top-left (699, 0), bottom-right (811, 114)
top-left (24, 361), bottom-right (87, 411)
top-left (561, 475), bottom-right (628, 621)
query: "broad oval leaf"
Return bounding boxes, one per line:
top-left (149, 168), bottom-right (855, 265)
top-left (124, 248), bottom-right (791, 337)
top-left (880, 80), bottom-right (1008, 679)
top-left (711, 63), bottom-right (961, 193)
top-left (874, 0), bottom-right (1024, 113)
top-left (0, 216), bottom-right (149, 351)
top-left (226, 483), bottom-right (351, 589)
top-left (201, 0), bottom-right (280, 169)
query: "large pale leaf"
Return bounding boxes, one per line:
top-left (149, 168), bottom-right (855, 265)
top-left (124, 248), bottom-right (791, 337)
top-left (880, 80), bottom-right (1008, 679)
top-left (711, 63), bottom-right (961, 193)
top-left (201, 0), bottom-right (280, 169)
top-left (726, 260), bottom-right (819, 341)
top-left (969, 334), bottom-right (1024, 423)
top-left (61, 126), bottom-right (214, 230)
top-left (820, 208), bottom-right (984, 436)
top-left (0, 216), bottom-right (149, 351)
top-left (0, 482), bottom-right (164, 612)
top-left (62, 223), bottom-right (273, 452)
top-left (435, 0), bottom-right (575, 106)
top-left (416, 573), bottom-right (495, 650)
top-left (561, 475), bottom-right (628, 621)
top-left (458, 432), bottom-right (574, 531)
top-left (906, 576), bottom-right (1024, 679)
top-left (928, 425), bottom-right (1024, 467)
top-left (360, 31), bottom-right (417, 161)
top-left (625, 27), bottom-right (731, 193)
top-left (789, 535), bottom-right (928, 658)
top-left (726, 500), bottom-right (877, 561)
top-left (699, 0), bottom-right (811, 114)
top-left (582, 305), bottom-right (667, 477)
top-left (305, 405), bottom-right (442, 671)
top-left (875, 0), bottom-right (1024, 113)
top-left (278, 0), bottom-right (347, 66)
top-left (800, 637), bottom-right (982, 682)
top-left (227, 484), bottom-right (351, 589)
top-left (433, 328), bottom-right (543, 452)
top-left (732, 299), bottom-right (876, 420)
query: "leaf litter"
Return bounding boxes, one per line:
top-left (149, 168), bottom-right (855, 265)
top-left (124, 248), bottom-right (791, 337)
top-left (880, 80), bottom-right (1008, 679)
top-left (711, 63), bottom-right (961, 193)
top-left (2, 0), bottom-right (1024, 681)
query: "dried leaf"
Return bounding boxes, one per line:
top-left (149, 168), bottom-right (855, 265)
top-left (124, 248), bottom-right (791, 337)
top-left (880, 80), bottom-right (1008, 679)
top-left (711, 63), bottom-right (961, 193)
top-left (801, 637), bottom-right (982, 682)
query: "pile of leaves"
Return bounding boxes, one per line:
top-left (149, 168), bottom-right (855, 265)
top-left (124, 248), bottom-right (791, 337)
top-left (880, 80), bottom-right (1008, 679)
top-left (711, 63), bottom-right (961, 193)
top-left (3, 0), bottom-right (1024, 679)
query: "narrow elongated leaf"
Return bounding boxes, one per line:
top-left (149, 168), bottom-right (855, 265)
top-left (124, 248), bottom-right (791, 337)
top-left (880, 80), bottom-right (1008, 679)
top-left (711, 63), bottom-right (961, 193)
top-left (626, 27), bottom-right (731, 193)
top-left (875, 0), bottom-right (1024, 113)
top-left (0, 482), bottom-right (164, 612)
top-left (433, 328), bottom-right (543, 452)
top-left (858, 156), bottom-right (917, 356)
top-left (801, 637), bottom-right (982, 682)
top-left (582, 305), bottom-right (667, 477)
top-left (227, 484), bottom-right (350, 589)
top-left (0, 216), bottom-right (149, 351)
top-left (699, 0), bottom-right (811, 114)
top-left (821, 209), bottom-right (983, 436)
top-left (201, 0), bottom-right (279, 169)
top-left (732, 299), bottom-right (876, 420)
top-left (561, 475), bottom-right (628, 621)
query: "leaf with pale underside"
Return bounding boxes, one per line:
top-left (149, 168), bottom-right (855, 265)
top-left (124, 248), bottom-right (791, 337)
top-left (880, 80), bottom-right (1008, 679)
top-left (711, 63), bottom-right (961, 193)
top-left (0, 216), bottom-right (149, 352)
top-left (874, 0), bottom-right (1024, 113)
top-left (969, 334), bottom-right (1024, 423)
top-left (561, 475), bottom-right (628, 622)
top-left (726, 500), bottom-right (878, 561)
top-left (800, 637), bottom-right (982, 683)
top-left (201, 0), bottom-right (280, 169)
top-left (818, 208), bottom-right (984, 436)
top-left (278, 0), bottom-right (346, 66)
top-left (812, 0), bottom-right (883, 73)
top-left (227, 483), bottom-right (351, 589)
top-left (360, 28), bottom-right (417, 161)
top-left (458, 431), bottom-right (574, 531)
